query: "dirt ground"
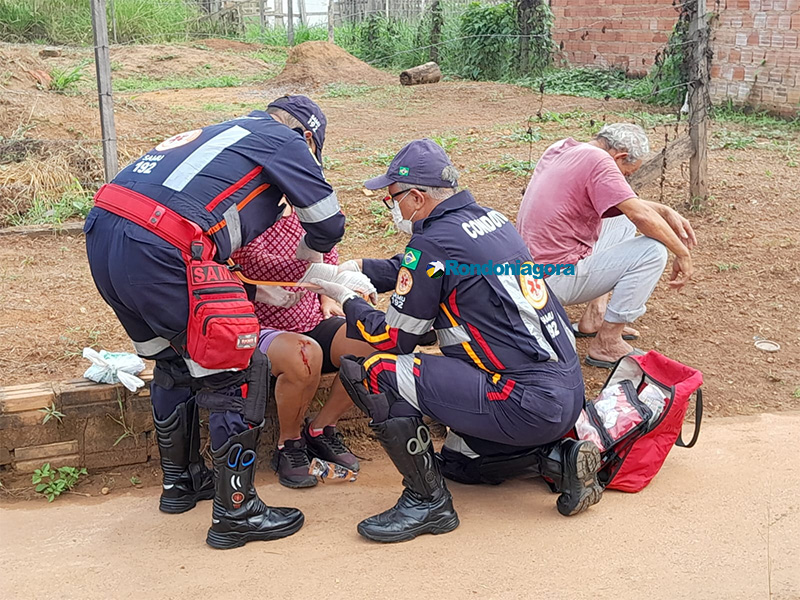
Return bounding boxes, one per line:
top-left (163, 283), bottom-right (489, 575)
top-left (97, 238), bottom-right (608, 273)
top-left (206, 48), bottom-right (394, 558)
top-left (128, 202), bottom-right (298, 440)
top-left (1, 412), bottom-right (799, 600)
top-left (0, 41), bottom-right (799, 417)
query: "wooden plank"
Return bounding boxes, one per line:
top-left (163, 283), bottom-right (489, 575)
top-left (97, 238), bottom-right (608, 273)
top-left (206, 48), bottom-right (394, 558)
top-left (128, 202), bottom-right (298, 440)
top-left (0, 383), bottom-right (55, 413)
top-left (0, 222), bottom-right (86, 238)
top-left (15, 440), bottom-right (79, 462)
top-left (628, 133), bottom-right (693, 193)
top-left (15, 454), bottom-right (80, 473)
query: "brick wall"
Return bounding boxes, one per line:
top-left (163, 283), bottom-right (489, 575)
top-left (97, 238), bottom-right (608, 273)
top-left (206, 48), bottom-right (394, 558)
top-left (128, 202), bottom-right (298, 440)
top-left (551, 0), bottom-right (800, 115)
top-left (710, 0), bottom-right (800, 113)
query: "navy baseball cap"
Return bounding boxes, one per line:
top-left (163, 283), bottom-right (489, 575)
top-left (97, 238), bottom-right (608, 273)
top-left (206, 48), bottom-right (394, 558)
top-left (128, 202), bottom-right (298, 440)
top-left (364, 139), bottom-right (458, 190)
top-left (267, 94), bottom-right (327, 162)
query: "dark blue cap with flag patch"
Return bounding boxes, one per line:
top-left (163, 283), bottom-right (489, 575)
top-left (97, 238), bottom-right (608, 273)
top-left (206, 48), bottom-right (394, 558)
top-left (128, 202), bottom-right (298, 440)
top-left (364, 138), bottom-right (458, 190)
top-left (267, 94), bottom-right (327, 163)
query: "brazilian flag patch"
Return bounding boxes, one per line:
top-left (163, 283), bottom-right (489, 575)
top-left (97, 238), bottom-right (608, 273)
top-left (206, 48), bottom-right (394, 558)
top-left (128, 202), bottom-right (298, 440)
top-left (398, 166), bottom-right (410, 176)
top-left (402, 247), bottom-right (421, 270)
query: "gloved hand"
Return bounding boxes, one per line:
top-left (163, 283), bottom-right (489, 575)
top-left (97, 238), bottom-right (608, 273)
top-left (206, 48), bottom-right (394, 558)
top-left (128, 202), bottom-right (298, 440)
top-left (295, 235), bottom-right (323, 263)
top-left (337, 260), bottom-right (361, 274)
top-left (334, 271), bottom-right (377, 304)
top-left (255, 285), bottom-right (304, 308)
top-left (308, 278), bottom-right (358, 306)
top-left (297, 262), bottom-right (339, 285)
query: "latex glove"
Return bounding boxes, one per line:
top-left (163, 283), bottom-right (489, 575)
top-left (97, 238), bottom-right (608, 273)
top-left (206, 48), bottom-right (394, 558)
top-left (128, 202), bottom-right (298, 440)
top-left (296, 235), bottom-right (323, 263)
top-left (308, 278), bottom-right (359, 305)
top-left (334, 271), bottom-right (378, 305)
top-left (255, 285), bottom-right (304, 308)
top-left (320, 294), bottom-right (345, 319)
top-left (337, 260), bottom-right (361, 274)
top-left (297, 262), bottom-right (339, 285)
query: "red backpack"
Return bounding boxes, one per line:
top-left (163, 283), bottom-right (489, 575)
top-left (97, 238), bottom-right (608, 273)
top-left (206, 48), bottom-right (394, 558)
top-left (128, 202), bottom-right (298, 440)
top-left (574, 351), bottom-right (703, 492)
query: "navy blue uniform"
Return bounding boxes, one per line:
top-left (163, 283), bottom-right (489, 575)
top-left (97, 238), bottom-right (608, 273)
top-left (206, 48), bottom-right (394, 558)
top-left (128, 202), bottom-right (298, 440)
top-left (85, 112), bottom-right (345, 446)
top-left (342, 190), bottom-right (583, 447)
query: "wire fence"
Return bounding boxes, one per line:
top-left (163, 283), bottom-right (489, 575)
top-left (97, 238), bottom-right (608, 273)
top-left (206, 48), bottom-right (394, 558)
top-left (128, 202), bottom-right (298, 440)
top-left (0, 0), bottom-right (726, 220)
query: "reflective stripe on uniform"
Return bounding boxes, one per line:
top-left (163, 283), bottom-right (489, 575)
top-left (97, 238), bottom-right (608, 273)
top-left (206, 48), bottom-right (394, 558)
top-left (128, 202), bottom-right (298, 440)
top-left (163, 126), bottom-right (251, 192)
top-left (222, 204), bottom-right (242, 252)
top-left (385, 306), bottom-right (434, 335)
top-left (293, 191), bottom-right (340, 224)
top-left (443, 430), bottom-right (480, 459)
top-left (395, 354), bottom-right (420, 411)
top-left (497, 274), bottom-right (558, 362)
top-left (132, 337), bottom-right (171, 357)
top-left (183, 357), bottom-right (241, 378)
top-left (435, 325), bottom-right (471, 347)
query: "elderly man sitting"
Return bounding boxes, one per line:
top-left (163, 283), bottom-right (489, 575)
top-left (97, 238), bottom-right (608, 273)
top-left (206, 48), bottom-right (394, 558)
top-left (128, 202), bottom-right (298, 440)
top-left (517, 123), bottom-right (697, 367)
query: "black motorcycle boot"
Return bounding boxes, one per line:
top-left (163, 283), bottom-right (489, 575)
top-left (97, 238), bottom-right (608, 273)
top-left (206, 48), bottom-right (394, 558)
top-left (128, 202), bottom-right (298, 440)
top-left (206, 425), bottom-right (305, 549)
top-left (153, 398), bottom-right (215, 514)
top-left (357, 417), bottom-right (459, 543)
top-left (538, 439), bottom-right (604, 516)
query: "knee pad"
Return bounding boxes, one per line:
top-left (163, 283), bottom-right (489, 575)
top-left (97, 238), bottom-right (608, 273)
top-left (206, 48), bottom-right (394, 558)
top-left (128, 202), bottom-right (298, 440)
top-left (195, 352), bottom-right (271, 426)
top-left (338, 355), bottom-right (390, 422)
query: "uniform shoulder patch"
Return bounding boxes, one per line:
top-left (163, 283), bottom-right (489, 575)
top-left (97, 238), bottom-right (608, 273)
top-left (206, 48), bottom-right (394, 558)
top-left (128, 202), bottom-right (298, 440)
top-left (519, 261), bottom-right (548, 310)
top-left (402, 247), bottom-right (421, 270)
top-left (395, 267), bottom-right (414, 295)
top-left (155, 129), bottom-right (202, 151)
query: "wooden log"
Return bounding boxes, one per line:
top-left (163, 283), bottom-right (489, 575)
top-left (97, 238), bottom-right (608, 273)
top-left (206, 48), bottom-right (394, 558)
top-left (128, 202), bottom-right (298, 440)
top-left (628, 133), bottom-right (693, 193)
top-left (400, 62), bottom-right (442, 86)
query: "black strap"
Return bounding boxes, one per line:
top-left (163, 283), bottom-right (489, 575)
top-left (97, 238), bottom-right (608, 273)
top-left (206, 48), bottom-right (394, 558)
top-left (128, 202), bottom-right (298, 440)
top-left (676, 388), bottom-right (703, 448)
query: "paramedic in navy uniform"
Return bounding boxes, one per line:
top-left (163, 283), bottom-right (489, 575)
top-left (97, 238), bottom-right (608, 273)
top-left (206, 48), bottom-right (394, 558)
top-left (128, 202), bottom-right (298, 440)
top-left (84, 95), bottom-right (372, 549)
top-left (309, 139), bottom-right (605, 543)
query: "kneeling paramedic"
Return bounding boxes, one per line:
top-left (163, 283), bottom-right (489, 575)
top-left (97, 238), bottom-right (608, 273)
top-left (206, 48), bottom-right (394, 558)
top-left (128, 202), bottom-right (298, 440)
top-left (84, 95), bottom-right (373, 549)
top-left (309, 139), bottom-right (604, 543)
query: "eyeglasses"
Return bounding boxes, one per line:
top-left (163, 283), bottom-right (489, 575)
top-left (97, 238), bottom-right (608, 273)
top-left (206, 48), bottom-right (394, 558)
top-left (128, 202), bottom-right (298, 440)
top-left (382, 188), bottom-right (427, 210)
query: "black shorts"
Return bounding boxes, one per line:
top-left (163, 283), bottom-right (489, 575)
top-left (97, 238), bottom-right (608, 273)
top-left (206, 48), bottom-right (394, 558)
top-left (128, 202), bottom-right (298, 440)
top-left (302, 317), bottom-right (346, 374)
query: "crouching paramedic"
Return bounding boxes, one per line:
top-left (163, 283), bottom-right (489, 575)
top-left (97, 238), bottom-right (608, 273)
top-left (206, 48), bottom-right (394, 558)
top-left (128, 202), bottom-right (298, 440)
top-left (84, 95), bottom-right (369, 549)
top-left (308, 140), bottom-right (604, 543)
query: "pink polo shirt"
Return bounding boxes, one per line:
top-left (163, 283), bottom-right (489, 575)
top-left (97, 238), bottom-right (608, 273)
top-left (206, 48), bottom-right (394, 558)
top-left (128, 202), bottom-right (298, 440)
top-left (517, 138), bottom-right (636, 266)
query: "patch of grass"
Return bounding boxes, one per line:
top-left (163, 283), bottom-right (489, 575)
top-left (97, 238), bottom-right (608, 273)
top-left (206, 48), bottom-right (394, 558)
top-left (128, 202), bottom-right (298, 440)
top-left (534, 109), bottom-right (589, 124)
top-left (250, 47), bottom-right (289, 66)
top-left (431, 135), bottom-right (459, 153)
top-left (792, 388), bottom-right (800, 399)
top-left (361, 150), bottom-right (395, 167)
top-left (7, 182), bottom-right (92, 226)
top-left (715, 262), bottom-right (740, 272)
top-left (32, 463), bottom-right (87, 502)
top-left (322, 157), bottom-right (343, 171)
top-left (481, 155), bottom-right (536, 176)
top-left (712, 101), bottom-right (800, 131)
top-left (518, 67), bottom-right (650, 101)
top-left (39, 402), bottom-right (65, 425)
top-left (0, 0), bottom-right (230, 45)
top-left (713, 129), bottom-right (757, 150)
top-left (323, 83), bottom-right (374, 98)
top-left (130, 476), bottom-right (141, 486)
top-left (107, 392), bottom-right (136, 447)
top-left (114, 73), bottom-right (260, 93)
top-left (48, 58), bottom-right (90, 92)
top-left (509, 126), bottom-right (543, 144)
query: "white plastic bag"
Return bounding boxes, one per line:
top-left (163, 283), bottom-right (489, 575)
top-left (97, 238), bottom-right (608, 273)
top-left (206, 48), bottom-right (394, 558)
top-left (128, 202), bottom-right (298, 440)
top-left (82, 348), bottom-right (146, 392)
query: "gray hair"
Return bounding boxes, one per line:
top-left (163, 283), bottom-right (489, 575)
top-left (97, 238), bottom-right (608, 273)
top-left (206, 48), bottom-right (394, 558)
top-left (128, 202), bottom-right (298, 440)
top-left (266, 107), bottom-right (305, 131)
top-left (594, 123), bottom-right (650, 163)
top-left (396, 165), bottom-right (460, 201)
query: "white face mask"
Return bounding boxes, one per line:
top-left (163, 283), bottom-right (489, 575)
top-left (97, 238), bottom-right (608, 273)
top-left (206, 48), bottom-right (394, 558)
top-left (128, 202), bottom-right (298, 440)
top-left (391, 203), bottom-right (416, 235)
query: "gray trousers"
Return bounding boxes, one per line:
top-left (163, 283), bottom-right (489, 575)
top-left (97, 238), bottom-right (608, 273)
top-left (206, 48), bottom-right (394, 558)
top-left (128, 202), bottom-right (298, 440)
top-left (546, 216), bottom-right (668, 324)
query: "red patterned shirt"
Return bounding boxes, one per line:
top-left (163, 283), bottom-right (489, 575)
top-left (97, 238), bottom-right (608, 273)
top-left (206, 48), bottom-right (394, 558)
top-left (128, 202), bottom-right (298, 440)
top-left (232, 210), bottom-right (338, 333)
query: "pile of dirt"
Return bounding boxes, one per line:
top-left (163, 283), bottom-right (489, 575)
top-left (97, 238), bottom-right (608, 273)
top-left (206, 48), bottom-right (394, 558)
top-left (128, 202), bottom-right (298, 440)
top-left (270, 41), bottom-right (395, 89)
